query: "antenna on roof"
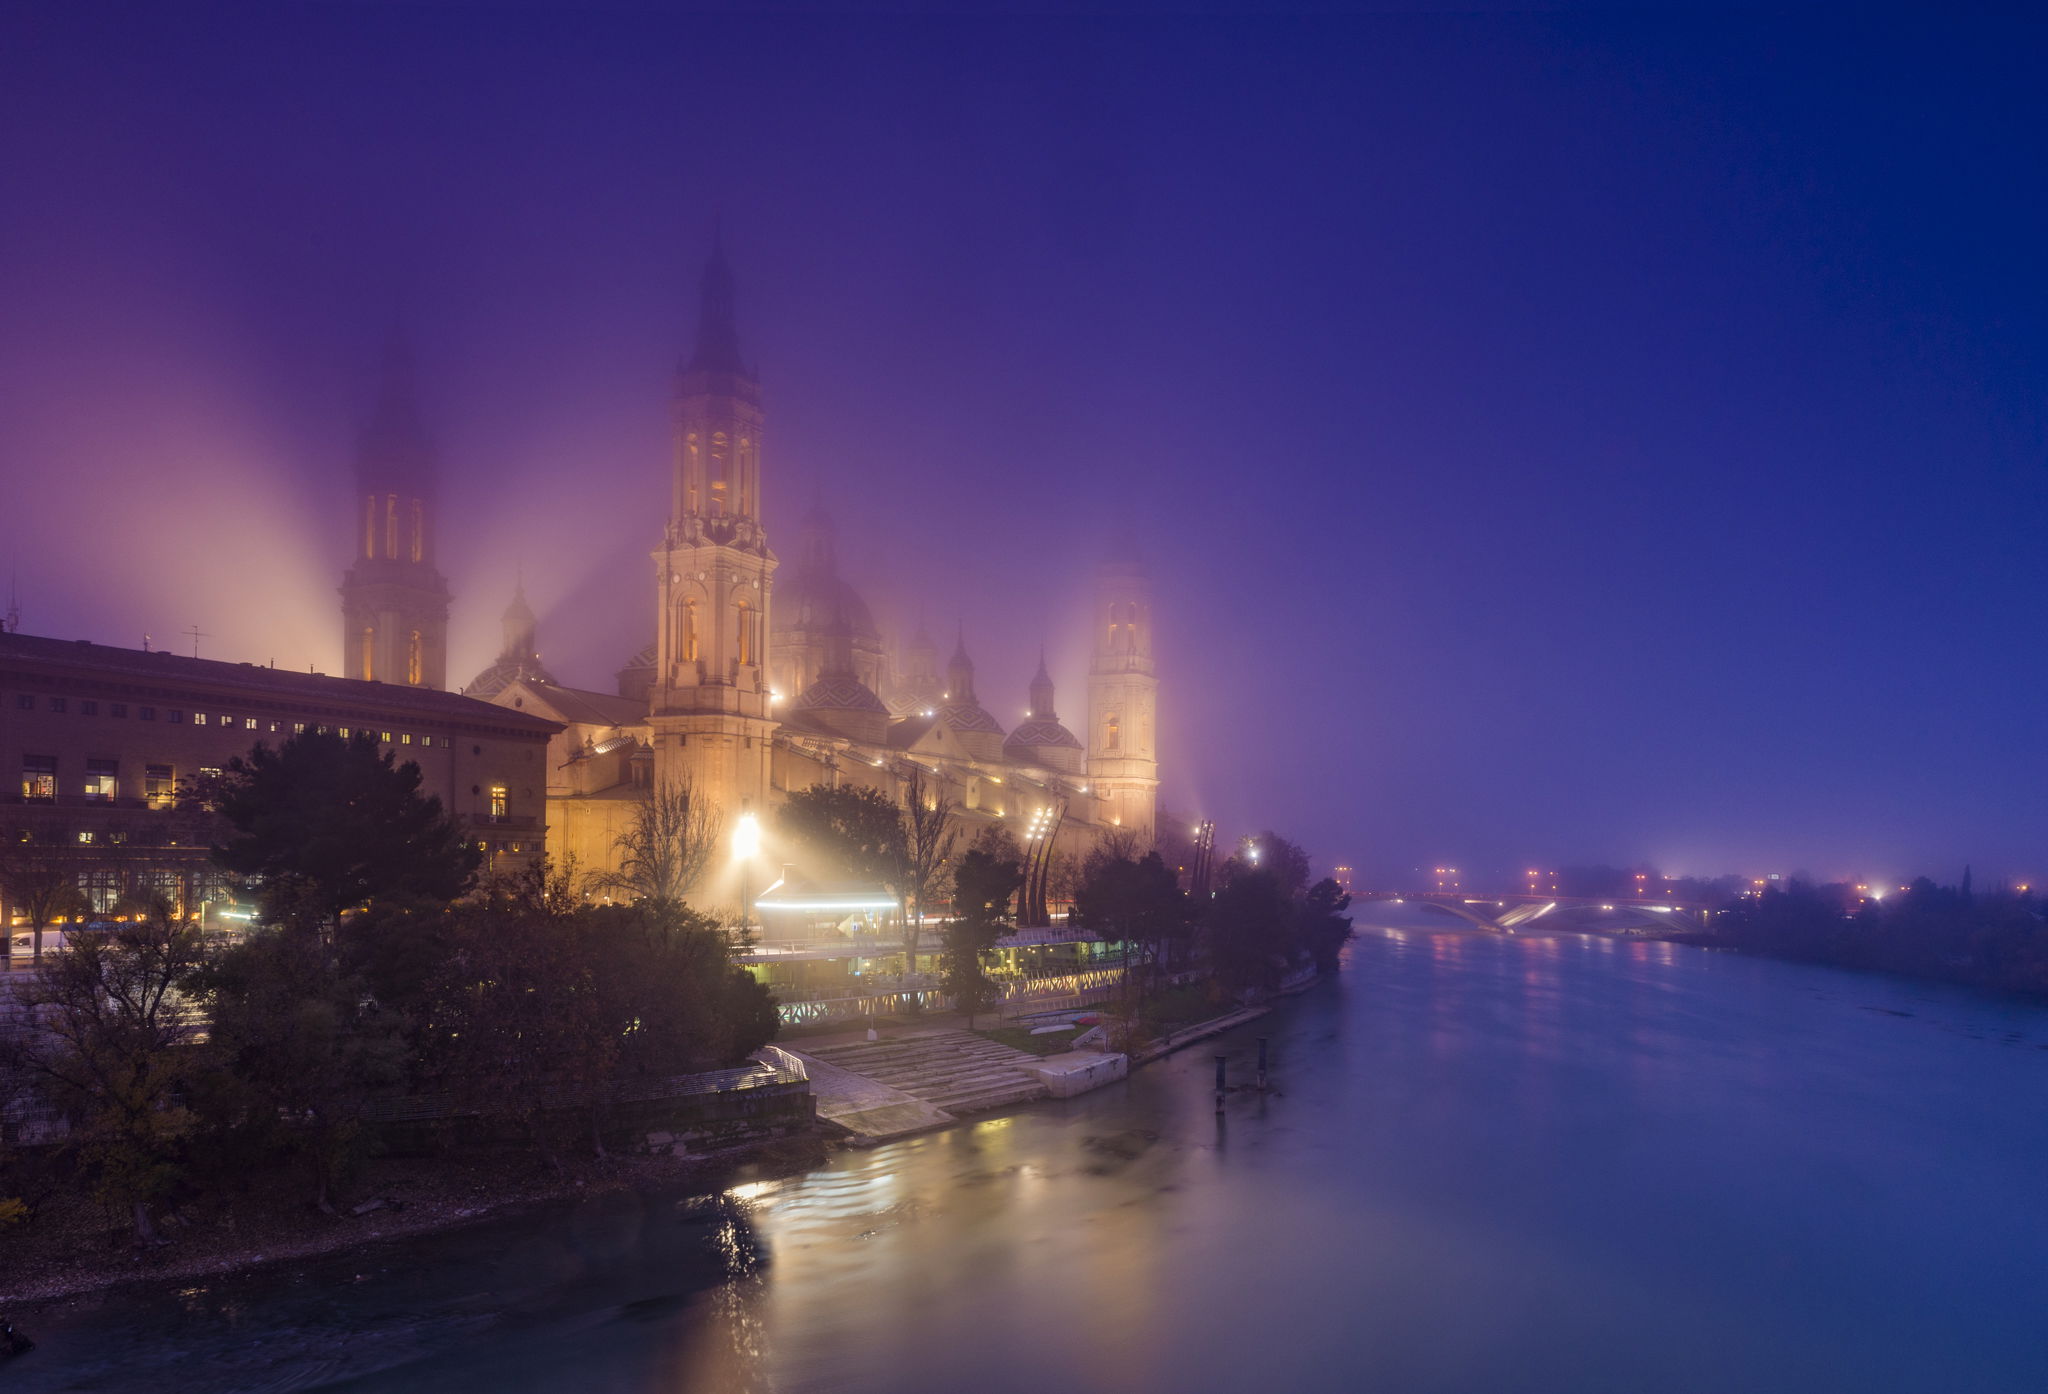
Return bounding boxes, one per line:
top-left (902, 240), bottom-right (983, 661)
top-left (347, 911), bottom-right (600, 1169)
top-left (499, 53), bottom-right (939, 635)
top-left (143, 634), bottom-right (152, 652)
top-left (2, 574), bottom-right (19, 634)
top-left (184, 624), bottom-right (209, 659)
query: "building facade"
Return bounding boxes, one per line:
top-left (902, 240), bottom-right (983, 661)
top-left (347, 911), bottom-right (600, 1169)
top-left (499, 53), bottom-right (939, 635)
top-left (0, 632), bottom-right (559, 945)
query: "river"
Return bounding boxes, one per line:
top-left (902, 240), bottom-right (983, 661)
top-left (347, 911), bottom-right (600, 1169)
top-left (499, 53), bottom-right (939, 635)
top-left (14, 911), bottom-right (2048, 1393)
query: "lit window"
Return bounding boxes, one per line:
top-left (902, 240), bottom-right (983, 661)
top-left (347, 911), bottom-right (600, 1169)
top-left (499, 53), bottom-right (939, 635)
top-left (77, 831), bottom-right (95, 846)
top-left (407, 631), bottom-right (422, 686)
top-left (360, 627), bottom-right (375, 681)
top-left (77, 867), bottom-right (118, 910)
top-left (193, 712), bottom-right (207, 726)
top-left (489, 784), bottom-right (508, 819)
top-left (401, 732), bottom-right (412, 745)
top-left (219, 714), bottom-right (233, 727)
top-left (244, 717), bottom-right (258, 730)
top-left (1105, 714), bottom-right (1121, 751)
top-left (21, 755), bottom-right (56, 802)
top-left (145, 765), bottom-right (175, 809)
top-left (381, 732), bottom-right (392, 744)
top-left (384, 493), bottom-right (398, 558)
top-left (410, 498), bottom-right (424, 562)
top-left (339, 728), bottom-right (350, 739)
top-left (364, 493), bottom-right (377, 558)
top-left (83, 758), bottom-right (117, 801)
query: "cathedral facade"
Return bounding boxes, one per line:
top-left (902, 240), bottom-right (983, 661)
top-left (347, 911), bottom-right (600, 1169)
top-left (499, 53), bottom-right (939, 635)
top-left (343, 246), bottom-right (1159, 920)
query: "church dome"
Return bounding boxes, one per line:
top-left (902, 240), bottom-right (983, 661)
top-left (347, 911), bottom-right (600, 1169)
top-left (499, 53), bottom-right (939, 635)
top-left (1004, 717), bottom-right (1081, 752)
top-left (773, 572), bottom-right (878, 640)
top-left (793, 671), bottom-right (889, 716)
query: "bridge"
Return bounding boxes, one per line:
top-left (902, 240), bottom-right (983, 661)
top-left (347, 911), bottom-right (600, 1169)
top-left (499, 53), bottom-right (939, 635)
top-left (1360, 891), bottom-right (1713, 935)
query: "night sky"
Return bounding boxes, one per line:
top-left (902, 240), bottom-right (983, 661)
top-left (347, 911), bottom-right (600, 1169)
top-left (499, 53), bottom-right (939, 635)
top-left (4, 3), bottom-right (2045, 888)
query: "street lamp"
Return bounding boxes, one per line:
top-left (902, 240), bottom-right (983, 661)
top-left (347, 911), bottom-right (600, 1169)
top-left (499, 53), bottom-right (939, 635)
top-left (733, 810), bottom-right (761, 938)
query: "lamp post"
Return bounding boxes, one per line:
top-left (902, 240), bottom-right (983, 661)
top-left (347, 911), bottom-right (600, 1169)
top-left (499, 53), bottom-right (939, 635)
top-left (733, 808), bottom-right (761, 939)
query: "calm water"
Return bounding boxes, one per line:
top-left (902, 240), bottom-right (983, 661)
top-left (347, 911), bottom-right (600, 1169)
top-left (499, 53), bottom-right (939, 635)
top-left (16, 913), bottom-right (2048, 1393)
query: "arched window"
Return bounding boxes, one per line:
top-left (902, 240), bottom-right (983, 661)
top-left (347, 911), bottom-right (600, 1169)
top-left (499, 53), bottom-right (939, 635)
top-left (735, 599), bottom-right (754, 666)
top-left (407, 630), bottom-right (423, 686)
top-left (363, 495), bottom-right (376, 558)
top-left (683, 433), bottom-right (701, 513)
top-left (384, 494), bottom-right (398, 558)
top-left (682, 598), bottom-right (700, 662)
top-left (360, 627), bottom-right (376, 681)
top-left (410, 499), bottom-right (424, 562)
top-left (709, 432), bottom-right (729, 514)
top-left (1105, 714), bottom-right (1121, 751)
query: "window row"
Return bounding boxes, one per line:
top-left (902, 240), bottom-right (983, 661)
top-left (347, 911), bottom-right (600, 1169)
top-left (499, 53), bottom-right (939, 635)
top-left (19, 757), bottom-right (214, 806)
top-left (8, 695), bottom-right (445, 748)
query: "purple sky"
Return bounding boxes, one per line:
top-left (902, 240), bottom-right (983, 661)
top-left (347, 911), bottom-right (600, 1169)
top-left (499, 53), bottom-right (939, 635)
top-left (3, 3), bottom-right (2045, 888)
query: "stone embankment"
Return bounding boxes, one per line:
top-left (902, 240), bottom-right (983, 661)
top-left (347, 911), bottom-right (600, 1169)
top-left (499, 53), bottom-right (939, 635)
top-left (793, 1030), bottom-right (1052, 1144)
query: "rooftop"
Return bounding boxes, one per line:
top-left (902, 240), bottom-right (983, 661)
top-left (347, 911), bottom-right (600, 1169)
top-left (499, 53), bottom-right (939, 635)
top-left (0, 631), bottom-right (560, 735)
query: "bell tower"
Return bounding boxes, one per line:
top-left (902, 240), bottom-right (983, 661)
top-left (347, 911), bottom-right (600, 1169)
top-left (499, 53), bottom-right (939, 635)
top-left (1086, 538), bottom-right (1158, 839)
top-left (646, 235), bottom-right (778, 820)
top-left (339, 333), bottom-right (450, 688)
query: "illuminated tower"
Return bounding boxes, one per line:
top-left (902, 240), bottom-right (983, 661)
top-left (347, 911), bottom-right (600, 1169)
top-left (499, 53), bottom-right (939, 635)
top-left (339, 334), bottom-right (450, 688)
top-left (646, 237), bottom-right (778, 819)
top-left (1086, 539), bottom-right (1158, 838)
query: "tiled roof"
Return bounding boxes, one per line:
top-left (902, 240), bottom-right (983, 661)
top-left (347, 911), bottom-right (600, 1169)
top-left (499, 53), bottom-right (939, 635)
top-left (0, 631), bottom-right (558, 734)
top-left (504, 679), bottom-right (645, 728)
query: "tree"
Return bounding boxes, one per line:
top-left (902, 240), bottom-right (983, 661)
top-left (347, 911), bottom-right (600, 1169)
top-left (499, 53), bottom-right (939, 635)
top-left (422, 896), bottom-right (620, 1164)
top-left (944, 840), bottom-right (1023, 1028)
top-left (899, 767), bottom-right (957, 981)
top-left (1219, 831), bottom-right (1310, 901)
top-left (212, 730), bottom-right (479, 941)
top-left (1205, 868), bottom-right (1293, 1000)
top-left (0, 904), bottom-right (211, 1241)
top-left (600, 779), bottom-right (721, 906)
top-left (777, 784), bottom-right (907, 888)
top-left (195, 926), bottom-right (407, 1212)
top-left (590, 900), bottom-right (780, 1077)
top-left (1075, 848), bottom-right (1189, 1018)
top-left (1295, 877), bottom-right (1355, 974)
top-left (0, 824), bottom-right (86, 962)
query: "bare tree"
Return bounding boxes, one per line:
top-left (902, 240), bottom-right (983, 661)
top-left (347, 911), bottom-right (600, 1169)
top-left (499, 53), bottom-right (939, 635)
top-left (900, 766), bottom-right (958, 981)
top-left (0, 901), bottom-right (210, 1242)
top-left (600, 778), bottom-right (722, 906)
top-left (0, 825), bottom-right (86, 963)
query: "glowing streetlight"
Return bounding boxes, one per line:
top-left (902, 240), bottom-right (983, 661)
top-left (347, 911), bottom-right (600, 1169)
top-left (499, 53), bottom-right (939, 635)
top-left (733, 810), bottom-right (762, 937)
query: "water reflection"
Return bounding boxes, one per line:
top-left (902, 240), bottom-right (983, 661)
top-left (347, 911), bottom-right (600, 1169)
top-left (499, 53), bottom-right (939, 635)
top-left (17, 915), bottom-right (2048, 1393)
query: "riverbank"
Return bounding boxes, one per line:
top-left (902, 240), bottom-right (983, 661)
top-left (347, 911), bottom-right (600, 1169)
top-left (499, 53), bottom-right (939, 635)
top-left (0, 1132), bottom-right (830, 1312)
top-left (3, 978), bottom-right (1327, 1315)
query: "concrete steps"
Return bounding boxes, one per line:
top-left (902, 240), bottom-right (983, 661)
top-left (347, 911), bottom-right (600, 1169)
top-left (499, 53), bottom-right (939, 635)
top-left (805, 1031), bottom-right (1048, 1117)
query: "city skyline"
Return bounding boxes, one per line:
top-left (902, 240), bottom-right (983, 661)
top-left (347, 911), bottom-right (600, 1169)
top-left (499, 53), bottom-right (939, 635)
top-left (4, 5), bottom-right (2045, 881)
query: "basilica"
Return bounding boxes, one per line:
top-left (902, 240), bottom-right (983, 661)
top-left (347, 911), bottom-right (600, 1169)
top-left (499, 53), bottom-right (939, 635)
top-left (337, 244), bottom-right (1160, 920)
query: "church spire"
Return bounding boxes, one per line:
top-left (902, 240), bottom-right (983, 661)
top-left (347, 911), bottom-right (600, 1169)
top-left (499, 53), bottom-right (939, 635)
top-left (340, 324), bottom-right (451, 689)
top-left (947, 622), bottom-right (976, 703)
top-left (687, 226), bottom-right (746, 376)
top-left (1028, 647), bottom-right (1056, 720)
